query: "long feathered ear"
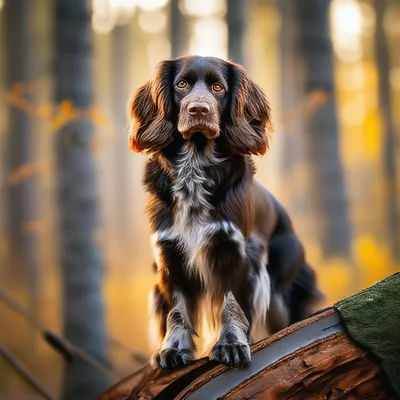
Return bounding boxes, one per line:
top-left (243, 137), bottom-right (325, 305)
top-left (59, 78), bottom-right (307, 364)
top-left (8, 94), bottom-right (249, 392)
top-left (224, 62), bottom-right (273, 156)
top-left (128, 60), bottom-right (177, 153)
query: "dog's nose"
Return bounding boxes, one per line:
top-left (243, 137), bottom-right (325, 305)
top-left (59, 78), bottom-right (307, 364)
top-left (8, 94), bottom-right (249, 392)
top-left (187, 102), bottom-right (210, 116)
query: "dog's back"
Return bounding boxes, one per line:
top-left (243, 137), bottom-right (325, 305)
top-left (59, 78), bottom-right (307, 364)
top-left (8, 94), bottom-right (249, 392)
top-left (266, 193), bottom-right (323, 332)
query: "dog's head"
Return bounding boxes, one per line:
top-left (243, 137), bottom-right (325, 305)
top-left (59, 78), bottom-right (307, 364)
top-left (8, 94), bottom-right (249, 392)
top-left (129, 56), bottom-right (273, 155)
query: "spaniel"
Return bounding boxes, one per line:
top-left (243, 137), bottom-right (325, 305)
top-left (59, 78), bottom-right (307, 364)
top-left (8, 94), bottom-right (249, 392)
top-left (129, 56), bottom-right (322, 369)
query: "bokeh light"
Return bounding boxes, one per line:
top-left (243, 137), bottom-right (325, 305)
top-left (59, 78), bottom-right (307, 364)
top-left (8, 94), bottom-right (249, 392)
top-left (189, 18), bottom-right (227, 58)
top-left (147, 39), bottom-right (171, 69)
top-left (182, 0), bottom-right (225, 17)
top-left (331, 0), bottom-right (364, 63)
top-left (138, 9), bottom-right (167, 34)
top-left (137, 0), bottom-right (168, 12)
top-left (92, 0), bottom-right (168, 33)
top-left (92, 0), bottom-right (136, 33)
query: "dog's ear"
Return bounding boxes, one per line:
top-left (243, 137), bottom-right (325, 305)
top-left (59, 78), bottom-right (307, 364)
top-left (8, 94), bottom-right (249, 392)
top-left (225, 62), bottom-right (273, 156)
top-left (129, 60), bottom-right (177, 153)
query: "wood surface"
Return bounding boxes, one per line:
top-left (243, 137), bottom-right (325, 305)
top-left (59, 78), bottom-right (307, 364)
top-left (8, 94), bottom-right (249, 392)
top-left (95, 308), bottom-right (396, 400)
top-left (221, 334), bottom-right (393, 400)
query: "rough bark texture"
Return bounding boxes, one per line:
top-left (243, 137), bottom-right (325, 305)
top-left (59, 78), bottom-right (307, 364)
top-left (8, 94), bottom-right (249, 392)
top-left (54, 1), bottom-right (110, 399)
top-left (222, 335), bottom-right (392, 400)
top-left (296, 0), bottom-right (352, 259)
top-left (373, 0), bottom-right (400, 261)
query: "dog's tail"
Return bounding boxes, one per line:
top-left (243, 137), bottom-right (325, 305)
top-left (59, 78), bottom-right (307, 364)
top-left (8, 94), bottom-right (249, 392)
top-left (288, 261), bottom-right (324, 324)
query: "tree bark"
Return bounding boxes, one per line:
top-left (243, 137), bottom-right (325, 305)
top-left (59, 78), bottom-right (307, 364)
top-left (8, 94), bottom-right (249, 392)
top-left (227, 0), bottom-right (247, 66)
top-left (3, 0), bottom-right (41, 324)
top-left (54, 1), bottom-right (110, 399)
top-left (296, 0), bottom-right (352, 259)
top-left (373, 0), bottom-right (400, 261)
top-left (223, 335), bottom-right (392, 399)
top-left (278, 0), bottom-right (303, 176)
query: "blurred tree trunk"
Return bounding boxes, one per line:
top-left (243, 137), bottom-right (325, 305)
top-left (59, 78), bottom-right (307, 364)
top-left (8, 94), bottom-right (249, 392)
top-left (3, 0), bottom-right (41, 321)
top-left (170, 0), bottom-right (186, 58)
top-left (54, 1), bottom-right (110, 399)
top-left (373, 0), bottom-right (400, 261)
top-left (111, 25), bottom-right (130, 247)
top-left (277, 0), bottom-right (313, 230)
top-left (278, 0), bottom-right (302, 176)
top-left (296, 0), bottom-right (352, 259)
top-left (227, 0), bottom-right (247, 66)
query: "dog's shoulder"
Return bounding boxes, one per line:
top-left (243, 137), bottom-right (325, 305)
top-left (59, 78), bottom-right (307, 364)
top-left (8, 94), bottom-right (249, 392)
top-left (143, 156), bottom-right (173, 202)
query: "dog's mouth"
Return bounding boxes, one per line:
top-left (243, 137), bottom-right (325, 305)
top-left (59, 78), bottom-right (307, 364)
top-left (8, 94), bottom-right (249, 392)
top-left (179, 124), bottom-right (219, 140)
top-left (178, 105), bottom-right (220, 140)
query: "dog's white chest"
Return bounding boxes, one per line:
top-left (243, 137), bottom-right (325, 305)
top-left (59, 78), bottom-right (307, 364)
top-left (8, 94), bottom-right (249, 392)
top-left (172, 146), bottom-right (215, 275)
top-left (151, 145), bottom-right (218, 275)
top-left (152, 144), bottom-right (246, 289)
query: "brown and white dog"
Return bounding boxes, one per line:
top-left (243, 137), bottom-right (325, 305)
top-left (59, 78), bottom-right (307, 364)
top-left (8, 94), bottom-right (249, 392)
top-left (129, 56), bottom-right (322, 369)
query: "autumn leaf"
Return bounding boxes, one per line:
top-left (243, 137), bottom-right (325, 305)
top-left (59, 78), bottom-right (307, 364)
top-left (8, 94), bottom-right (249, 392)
top-left (58, 99), bottom-right (77, 120)
top-left (51, 116), bottom-right (65, 128)
top-left (87, 107), bottom-right (109, 126)
top-left (37, 104), bottom-right (53, 118)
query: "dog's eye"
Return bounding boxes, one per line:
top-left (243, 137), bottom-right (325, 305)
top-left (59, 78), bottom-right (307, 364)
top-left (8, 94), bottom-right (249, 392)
top-left (212, 83), bottom-right (224, 93)
top-left (176, 80), bottom-right (188, 89)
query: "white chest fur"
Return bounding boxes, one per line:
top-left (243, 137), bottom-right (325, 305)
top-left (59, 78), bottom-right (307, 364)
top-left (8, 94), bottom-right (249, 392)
top-left (151, 143), bottom-right (244, 285)
top-left (172, 143), bottom-right (224, 284)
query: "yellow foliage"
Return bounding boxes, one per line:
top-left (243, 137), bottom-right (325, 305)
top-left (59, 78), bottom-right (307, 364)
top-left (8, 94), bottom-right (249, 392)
top-left (304, 241), bottom-right (323, 266)
top-left (87, 107), bottom-right (109, 126)
top-left (311, 234), bottom-right (398, 307)
top-left (2, 82), bottom-right (111, 133)
top-left (51, 116), bottom-right (65, 128)
top-left (37, 104), bottom-right (53, 118)
top-left (7, 158), bottom-right (54, 186)
top-left (354, 234), bottom-right (394, 289)
top-left (58, 99), bottom-right (77, 119)
top-left (8, 164), bottom-right (32, 185)
top-left (364, 111), bottom-right (381, 161)
top-left (314, 257), bottom-right (353, 305)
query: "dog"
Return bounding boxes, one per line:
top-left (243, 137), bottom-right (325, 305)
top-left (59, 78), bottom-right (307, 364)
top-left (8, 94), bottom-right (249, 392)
top-left (128, 56), bottom-right (322, 369)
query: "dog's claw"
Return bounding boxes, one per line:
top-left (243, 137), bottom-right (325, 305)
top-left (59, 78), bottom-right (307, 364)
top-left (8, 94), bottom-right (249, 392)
top-left (155, 348), bottom-right (195, 369)
top-left (209, 341), bottom-right (251, 368)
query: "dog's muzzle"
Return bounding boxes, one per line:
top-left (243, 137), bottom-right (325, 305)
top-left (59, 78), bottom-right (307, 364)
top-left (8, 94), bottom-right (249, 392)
top-left (178, 100), bottom-right (220, 140)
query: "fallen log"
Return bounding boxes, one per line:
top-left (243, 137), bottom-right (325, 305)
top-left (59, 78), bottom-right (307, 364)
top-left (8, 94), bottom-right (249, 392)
top-left (96, 273), bottom-right (400, 400)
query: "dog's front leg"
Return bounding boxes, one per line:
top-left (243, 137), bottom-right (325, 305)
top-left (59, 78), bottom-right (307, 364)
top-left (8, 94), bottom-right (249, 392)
top-left (210, 291), bottom-right (251, 368)
top-left (155, 290), bottom-right (196, 369)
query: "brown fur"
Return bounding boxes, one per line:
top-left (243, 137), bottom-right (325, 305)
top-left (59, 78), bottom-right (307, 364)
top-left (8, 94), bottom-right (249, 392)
top-left (129, 56), bottom-right (322, 369)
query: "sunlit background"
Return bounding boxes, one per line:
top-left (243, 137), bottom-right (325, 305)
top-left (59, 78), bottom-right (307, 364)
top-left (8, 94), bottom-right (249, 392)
top-left (0, 0), bottom-right (399, 398)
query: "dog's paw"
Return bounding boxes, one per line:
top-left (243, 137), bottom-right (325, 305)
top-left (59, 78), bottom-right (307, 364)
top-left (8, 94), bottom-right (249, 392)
top-left (155, 348), bottom-right (195, 369)
top-left (209, 341), bottom-right (251, 368)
